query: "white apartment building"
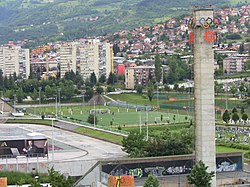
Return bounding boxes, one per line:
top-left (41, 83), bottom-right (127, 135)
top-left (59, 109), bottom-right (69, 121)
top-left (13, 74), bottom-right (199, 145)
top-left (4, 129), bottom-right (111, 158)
top-left (59, 40), bottom-right (113, 80)
top-left (78, 40), bottom-right (99, 80)
top-left (0, 46), bottom-right (30, 79)
top-left (59, 44), bottom-right (77, 78)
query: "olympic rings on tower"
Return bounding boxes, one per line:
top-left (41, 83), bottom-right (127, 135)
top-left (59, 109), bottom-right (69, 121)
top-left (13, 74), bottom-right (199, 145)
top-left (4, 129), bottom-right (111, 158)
top-left (187, 17), bottom-right (220, 29)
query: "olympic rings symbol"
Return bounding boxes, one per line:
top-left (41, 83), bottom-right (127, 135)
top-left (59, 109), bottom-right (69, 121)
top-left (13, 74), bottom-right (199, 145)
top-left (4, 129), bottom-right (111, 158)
top-left (187, 17), bottom-right (195, 29)
top-left (187, 17), bottom-right (220, 29)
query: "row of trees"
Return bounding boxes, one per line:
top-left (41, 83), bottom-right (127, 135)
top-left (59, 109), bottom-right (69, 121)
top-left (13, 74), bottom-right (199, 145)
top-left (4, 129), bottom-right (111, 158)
top-left (122, 127), bottom-right (193, 158)
top-left (0, 68), bottom-right (121, 103)
top-left (222, 107), bottom-right (248, 124)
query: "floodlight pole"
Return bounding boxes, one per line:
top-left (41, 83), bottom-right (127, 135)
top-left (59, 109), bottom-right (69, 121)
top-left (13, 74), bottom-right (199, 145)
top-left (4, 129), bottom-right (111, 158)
top-left (146, 106), bottom-right (149, 141)
top-left (140, 110), bottom-right (142, 134)
top-left (38, 87), bottom-right (42, 106)
top-left (55, 96), bottom-right (57, 118)
top-left (58, 88), bottom-right (61, 116)
top-left (13, 94), bottom-right (17, 113)
top-left (94, 100), bottom-right (96, 128)
top-left (52, 119), bottom-right (55, 161)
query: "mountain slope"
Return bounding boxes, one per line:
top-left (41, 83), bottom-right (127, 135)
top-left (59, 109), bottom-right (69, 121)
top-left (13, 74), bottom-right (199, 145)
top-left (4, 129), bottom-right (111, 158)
top-left (0, 0), bottom-right (247, 44)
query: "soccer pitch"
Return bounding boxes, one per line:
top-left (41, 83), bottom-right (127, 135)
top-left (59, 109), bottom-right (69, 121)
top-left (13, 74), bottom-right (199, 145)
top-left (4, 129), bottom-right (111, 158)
top-left (30, 105), bottom-right (192, 127)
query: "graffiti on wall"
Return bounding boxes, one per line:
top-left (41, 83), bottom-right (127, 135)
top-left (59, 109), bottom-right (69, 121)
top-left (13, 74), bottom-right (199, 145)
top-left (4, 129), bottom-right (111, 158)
top-left (217, 161), bottom-right (238, 172)
top-left (102, 155), bottom-right (242, 182)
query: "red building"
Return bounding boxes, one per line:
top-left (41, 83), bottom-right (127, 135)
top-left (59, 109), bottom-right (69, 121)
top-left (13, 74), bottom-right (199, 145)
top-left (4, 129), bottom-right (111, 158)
top-left (117, 64), bottom-right (125, 75)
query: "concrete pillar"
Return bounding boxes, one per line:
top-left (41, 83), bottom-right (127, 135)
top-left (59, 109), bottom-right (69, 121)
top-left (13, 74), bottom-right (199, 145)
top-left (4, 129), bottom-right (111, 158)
top-left (193, 8), bottom-right (216, 186)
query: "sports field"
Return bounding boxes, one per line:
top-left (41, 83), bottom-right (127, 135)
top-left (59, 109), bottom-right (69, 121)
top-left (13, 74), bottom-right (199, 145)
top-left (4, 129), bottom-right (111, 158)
top-left (28, 105), bottom-right (192, 127)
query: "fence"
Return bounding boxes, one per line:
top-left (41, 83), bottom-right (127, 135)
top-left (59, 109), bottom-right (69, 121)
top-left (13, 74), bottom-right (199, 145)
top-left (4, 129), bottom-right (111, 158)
top-left (107, 101), bottom-right (153, 111)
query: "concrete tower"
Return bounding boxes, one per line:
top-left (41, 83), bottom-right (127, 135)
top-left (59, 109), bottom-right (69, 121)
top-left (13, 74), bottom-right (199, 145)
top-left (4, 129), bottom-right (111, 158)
top-left (193, 8), bottom-right (216, 186)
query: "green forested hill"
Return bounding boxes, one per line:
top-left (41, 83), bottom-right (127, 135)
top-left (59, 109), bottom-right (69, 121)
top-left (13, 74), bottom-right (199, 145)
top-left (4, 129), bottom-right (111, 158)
top-left (0, 0), bottom-right (247, 44)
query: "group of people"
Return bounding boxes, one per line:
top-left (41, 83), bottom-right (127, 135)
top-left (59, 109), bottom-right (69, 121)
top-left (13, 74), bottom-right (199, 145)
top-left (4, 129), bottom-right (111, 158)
top-left (216, 126), bottom-right (250, 144)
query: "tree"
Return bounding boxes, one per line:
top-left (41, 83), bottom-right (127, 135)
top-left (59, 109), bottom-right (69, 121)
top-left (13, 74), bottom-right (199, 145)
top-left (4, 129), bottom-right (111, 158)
top-left (48, 167), bottom-right (74, 187)
top-left (90, 72), bottom-right (97, 86)
top-left (239, 43), bottom-right (244, 54)
top-left (154, 54), bottom-right (162, 83)
top-left (136, 85), bottom-right (143, 94)
top-left (232, 107), bottom-right (238, 114)
top-left (147, 83), bottom-right (154, 103)
top-left (173, 84), bottom-right (179, 91)
top-left (64, 70), bottom-right (76, 81)
top-left (45, 85), bottom-right (56, 98)
top-left (106, 86), bottom-right (115, 92)
top-left (84, 86), bottom-right (94, 102)
top-left (0, 69), bottom-right (4, 89)
top-left (96, 86), bottom-right (104, 94)
top-left (232, 113), bottom-right (239, 124)
top-left (99, 74), bottom-right (106, 83)
top-left (246, 59), bottom-right (250, 70)
top-left (242, 113), bottom-right (248, 125)
top-left (31, 89), bottom-right (38, 101)
top-left (240, 107), bottom-right (245, 115)
top-left (107, 72), bottom-right (116, 85)
top-left (30, 178), bottom-right (41, 187)
top-left (87, 114), bottom-right (97, 125)
top-left (222, 110), bottom-right (230, 123)
top-left (74, 72), bottom-right (84, 89)
top-left (61, 80), bottom-right (75, 99)
top-left (187, 160), bottom-right (215, 187)
top-left (143, 175), bottom-right (160, 187)
top-left (230, 85), bottom-right (237, 97)
top-left (113, 43), bottom-right (120, 56)
top-left (16, 88), bottom-right (24, 103)
top-left (122, 131), bottom-right (147, 157)
top-left (3, 75), bottom-right (8, 89)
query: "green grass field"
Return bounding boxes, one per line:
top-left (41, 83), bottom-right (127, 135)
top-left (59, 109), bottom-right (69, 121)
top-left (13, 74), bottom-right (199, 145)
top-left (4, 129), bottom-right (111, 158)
top-left (28, 105), bottom-right (192, 127)
top-left (216, 146), bottom-right (247, 153)
top-left (26, 91), bottom-right (249, 129)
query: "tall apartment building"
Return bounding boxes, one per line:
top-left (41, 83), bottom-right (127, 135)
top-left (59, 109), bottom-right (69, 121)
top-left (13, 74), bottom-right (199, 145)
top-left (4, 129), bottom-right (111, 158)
top-left (59, 44), bottom-right (77, 78)
top-left (78, 40), bottom-right (99, 80)
top-left (223, 56), bottom-right (247, 74)
top-left (59, 40), bottom-right (113, 80)
top-left (125, 66), bottom-right (155, 89)
top-left (78, 40), bottom-right (113, 80)
top-left (0, 46), bottom-right (30, 79)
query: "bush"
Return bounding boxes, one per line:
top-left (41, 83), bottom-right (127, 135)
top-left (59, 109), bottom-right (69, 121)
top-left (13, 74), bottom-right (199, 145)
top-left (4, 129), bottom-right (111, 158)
top-left (0, 171), bottom-right (49, 185)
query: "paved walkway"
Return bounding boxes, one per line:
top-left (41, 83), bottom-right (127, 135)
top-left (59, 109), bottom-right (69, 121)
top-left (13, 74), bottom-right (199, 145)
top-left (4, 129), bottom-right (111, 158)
top-left (0, 123), bottom-right (127, 164)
